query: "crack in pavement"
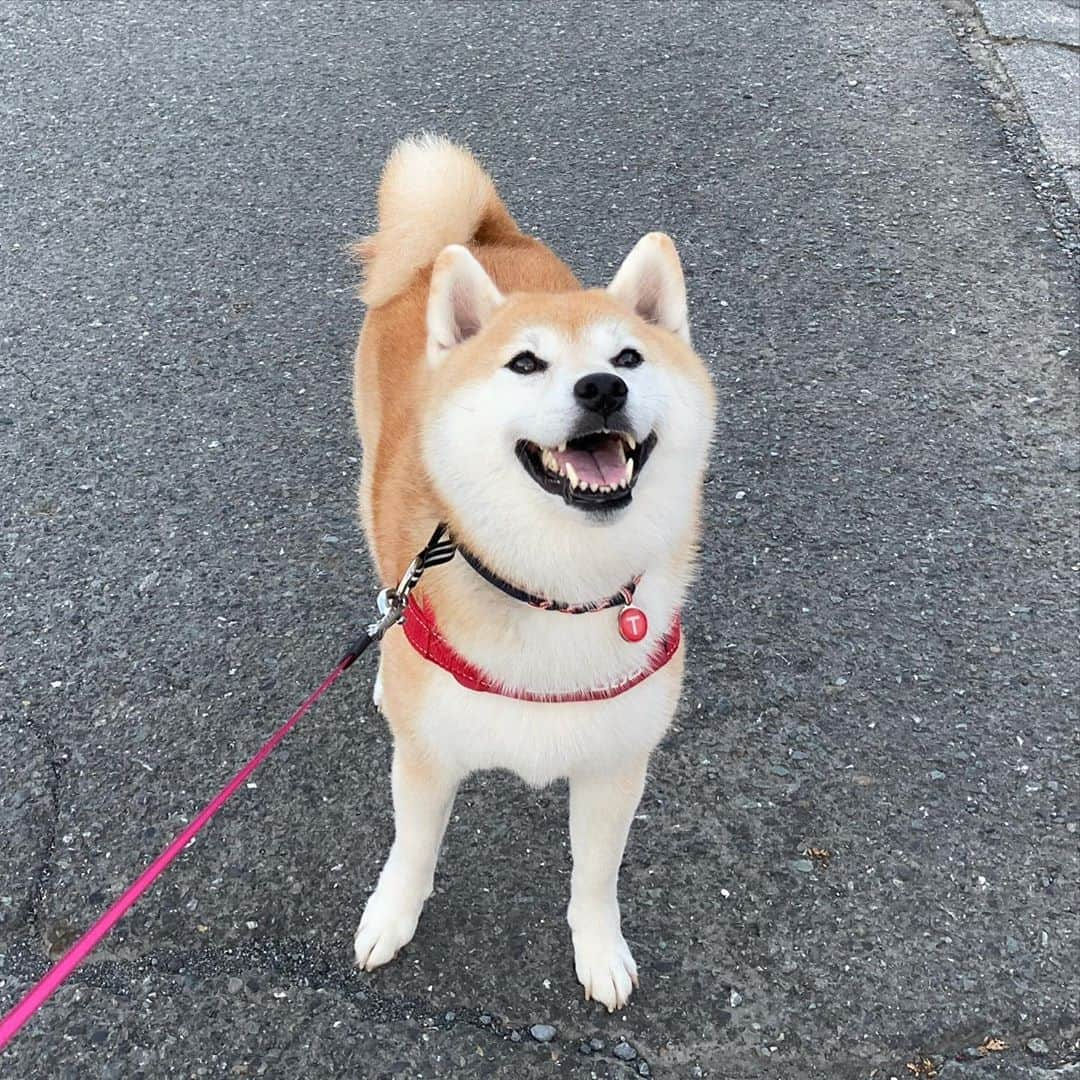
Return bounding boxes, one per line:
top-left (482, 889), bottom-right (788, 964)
top-left (987, 35), bottom-right (1080, 54)
top-left (0, 936), bottom-right (652, 1073)
top-left (5, 714), bottom-right (66, 938)
top-left (12, 924), bottom-right (1077, 1074)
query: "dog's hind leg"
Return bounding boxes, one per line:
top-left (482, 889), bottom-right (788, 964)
top-left (566, 755), bottom-right (649, 1011)
top-left (354, 743), bottom-right (460, 970)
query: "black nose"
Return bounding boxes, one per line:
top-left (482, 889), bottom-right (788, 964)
top-left (573, 372), bottom-right (628, 420)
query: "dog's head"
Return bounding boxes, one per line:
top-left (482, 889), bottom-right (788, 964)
top-left (421, 234), bottom-right (715, 593)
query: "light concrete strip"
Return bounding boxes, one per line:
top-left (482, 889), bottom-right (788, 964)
top-left (977, 0), bottom-right (1080, 47)
top-left (996, 41), bottom-right (1080, 166)
top-left (1063, 168), bottom-right (1080, 203)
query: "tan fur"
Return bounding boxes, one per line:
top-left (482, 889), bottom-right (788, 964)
top-left (353, 141), bottom-right (579, 585)
top-left (354, 153), bottom-right (589, 745)
top-left (355, 134), bottom-right (518, 307)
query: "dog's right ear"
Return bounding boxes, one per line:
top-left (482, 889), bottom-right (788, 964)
top-left (427, 245), bottom-right (504, 365)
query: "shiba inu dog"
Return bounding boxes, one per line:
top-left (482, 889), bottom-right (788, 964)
top-left (350, 136), bottom-right (714, 1010)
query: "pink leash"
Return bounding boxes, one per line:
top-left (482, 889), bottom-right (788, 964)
top-left (0, 648), bottom-right (364, 1052)
top-left (1, 526), bottom-right (451, 1051)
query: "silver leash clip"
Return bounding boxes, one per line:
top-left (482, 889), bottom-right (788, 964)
top-left (362, 525), bottom-right (455, 644)
top-left (365, 588), bottom-right (404, 642)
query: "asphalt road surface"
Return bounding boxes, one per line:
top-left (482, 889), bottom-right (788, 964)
top-left (2, 2), bottom-right (1077, 1078)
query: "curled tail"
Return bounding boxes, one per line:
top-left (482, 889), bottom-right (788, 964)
top-left (354, 135), bottom-right (520, 307)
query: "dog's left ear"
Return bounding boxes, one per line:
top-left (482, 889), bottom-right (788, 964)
top-left (427, 244), bottom-right (504, 364)
top-left (607, 232), bottom-right (690, 344)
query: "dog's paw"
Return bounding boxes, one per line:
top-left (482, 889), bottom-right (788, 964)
top-left (571, 924), bottom-right (639, 1012)
top-left (353, 888), bottom-right (422, 971)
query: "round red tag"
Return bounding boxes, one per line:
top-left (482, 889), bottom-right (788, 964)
top-left (618, 605), bottom-right (649, 642)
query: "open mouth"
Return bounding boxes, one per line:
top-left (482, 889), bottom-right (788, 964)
top-left (515, 430), bottom-right (657, 512)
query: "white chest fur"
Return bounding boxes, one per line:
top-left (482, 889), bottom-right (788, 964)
top-left (399, 563), bottom-right (687, 786)
top-left (410, 657), bottom-right (682, 788)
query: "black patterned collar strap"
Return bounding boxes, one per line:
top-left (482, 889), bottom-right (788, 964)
top-left (455, 543), bottom-right (639, 614)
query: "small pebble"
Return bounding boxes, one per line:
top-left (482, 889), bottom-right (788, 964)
top-left (929, 770), bottom-right (946, 780)
top-left (227, 977), bottom-right (243, 994)
top-left (791, 859), bottom-right (814, 874)
top-left (589, 1038), bottom-right (605, 1051)
top-left (638, 1063), bottom-right (651, 1077)
top-left (478, 1013), bottom-right (492, 1026)
top-left (614, 1042), bottom-right (637, 1061)
top-left (510, 1031), bottom-right (522, 1042)
top-left (1026, 1038), bottom-right (1050, 1056)
top-left (530, 1024), bottom-right (557, 1043)
top-left (578, 1042), bottom-right (593, 1055)
top-left (770, 765), bottom-right (790, 777)
top-left (729, 989), bottom-right (743, 1008)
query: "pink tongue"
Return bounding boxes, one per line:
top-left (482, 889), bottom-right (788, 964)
top-left (553, 442), bottom-right (626, 487)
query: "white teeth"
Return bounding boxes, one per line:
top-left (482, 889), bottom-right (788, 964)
top-left (565, 462), bottom-right (579, 489)
top-left (542, 449), bottom-right (558, 473)
top-left (625, 458), bottom-right (634, 483)
top-left (625, 435), bottom-right (637, 450)
top-left (557, 441), bottom-right (567, 452)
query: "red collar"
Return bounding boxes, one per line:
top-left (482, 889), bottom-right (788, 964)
top-left (401, 596), bottom-right (681, 703)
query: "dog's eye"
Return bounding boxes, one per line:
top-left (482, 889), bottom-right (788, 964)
top-left (612, 348), bottom-right (643, 369)
top-left (506, 351), bottom-right (547, 375)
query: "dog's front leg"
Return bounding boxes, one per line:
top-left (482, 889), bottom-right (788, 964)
top-left (354, 742), bottom-right (459, 970)
top-left (567, 755), bottom-right (648, 1011)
